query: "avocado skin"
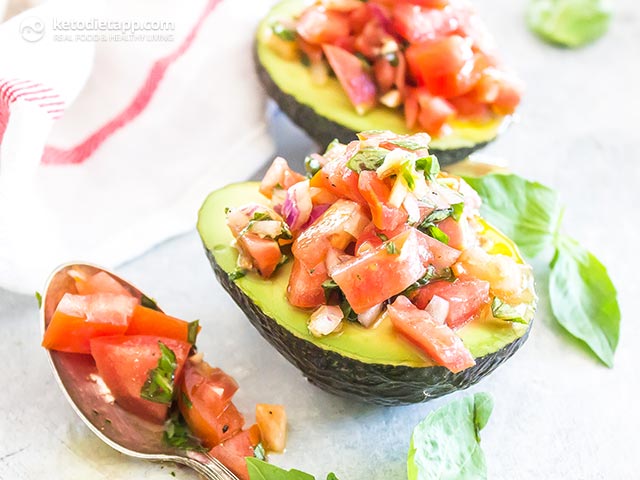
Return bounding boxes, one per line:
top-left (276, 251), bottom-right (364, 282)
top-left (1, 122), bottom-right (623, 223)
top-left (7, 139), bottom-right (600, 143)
top-left (253, 44), bottom-right (491, 166)
top-left (206, 246), bottom-right (531, 405)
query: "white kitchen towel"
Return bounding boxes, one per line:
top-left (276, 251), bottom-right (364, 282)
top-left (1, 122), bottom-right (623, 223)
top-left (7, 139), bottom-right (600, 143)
top-left (0, 0), bottom-right (275, 293)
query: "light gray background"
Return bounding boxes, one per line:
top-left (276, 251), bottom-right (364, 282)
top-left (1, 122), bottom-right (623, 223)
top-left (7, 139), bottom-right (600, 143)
top-left (1, 1), bottom-right (639, 479)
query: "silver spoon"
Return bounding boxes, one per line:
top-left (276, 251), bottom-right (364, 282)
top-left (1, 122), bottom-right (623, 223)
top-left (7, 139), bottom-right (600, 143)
top-left (40, 262), bottom-right (239, 480)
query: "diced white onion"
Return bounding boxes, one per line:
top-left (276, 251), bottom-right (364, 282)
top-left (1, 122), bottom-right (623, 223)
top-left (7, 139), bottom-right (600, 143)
top-left (308, 305), bottom-right (344, 337)
top-left (357, 303), bottom-right (383, 328)
top-left (425, 295), bottom-right (450, 325)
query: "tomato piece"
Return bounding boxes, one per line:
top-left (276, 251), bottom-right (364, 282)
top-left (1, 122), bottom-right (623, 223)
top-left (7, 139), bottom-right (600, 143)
top-left (209, 426), bottom-right (260, 480)
top-left (73, 271), bottom-right (131, 296)
top-left (322, 44), bottom-right (377, 114)
top-left (90, 335), bottom-right (191, 423)
top-left (387, 296), bottom-right (475, 373)
top-left (237, 234), bottom-right (282, 278)
top-left (358, 171), bottom-right (408, 231)
top-left (412, 89), bottom-right (455, 135)
top-left (415, 229), bottom-right (461, 270)
top-left (410, 278), bottom-right (490, 329)
top-left (331, 229), bottom-right (427, 313)
top-left (42, 293), bottom-right (137, 354)
top-left (492, 73), bottom-right (523, 115)
top-left (287, 258), bottom-right (329, 309)
top-left (256, 404), bottom-right (287, 453)
top-left (293, 199), bottom-right (369, 269)
top-left (126, 305), bottom-right (197, 343)
top-left (179, 359), bottom-right (243, 447)
top-left (447, 93), bottom-right (491, 119)
top-left (310, 158), bottom-right (365, 205)
top-left (297, 6), bottom-right (350, 45)
top-left (392, 3), bottom-right (457, 44)
top-left (259, 157), bottom-right (305, 199)
top-left (406, 35), bottom-right (476, 97)
top-left (436, 216), bottom-right (466, 249)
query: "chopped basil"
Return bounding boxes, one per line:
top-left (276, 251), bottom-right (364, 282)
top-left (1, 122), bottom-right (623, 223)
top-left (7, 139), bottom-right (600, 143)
top-left (384, 51), bottom-right (399, 67)
top-left (402, 169), bottom-right (416, 190)
top-left (229, 269), bottom-right (246, 281)
top-left (491, 297), bottom-right (528, 324)
top-left (181, 391), bottom-right (193, 409)
top-left (451, 202), bottom-right (464, 222)
top-left (224, 207), bottom-right (231, 214)
top-left (141, 295), bottom-right (161, 311)
top-left (253, 442), bottom-right (266, 461)
top-left (415, 155), bottom-right (440, 180)
top-left (339, 299), bottom-right (358, 323)
top-left (304, 154), bottom-right (322, 177)
top-left (422, 208), bottom-right (453, 225)
top-left (321, 279), bottom-right (358, 322)
top-left (187, 320), bottom-right (200, 344)
top-left (35, 291), bottom-right (42, 308)
top-left (346, 147), bottom-right (388, 173)
top-left (300, 52), bottom-right (311, 67)
top-left (140, 341), bottom-right (178, 405)
top-left (270, 21), bottom-right (296, 42)
top-left (426, 225), bottom-right (450, 244)
top-left (375, 232), bottom-right (389, 242)
top-left (403, 265), bottom-right (455, 296)
top-left (321, 279), bottom-right (339, 303)
top-left (163, 411), bottom-right (206, 452)
top-left (385, 241), bottom-right (398, 255)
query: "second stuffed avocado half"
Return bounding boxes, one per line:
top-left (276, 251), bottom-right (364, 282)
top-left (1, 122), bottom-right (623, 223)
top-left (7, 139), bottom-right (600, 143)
top-left (197, 131), bottom-right (535, 405)
top-left (255, 0), bottom-right (523, 165)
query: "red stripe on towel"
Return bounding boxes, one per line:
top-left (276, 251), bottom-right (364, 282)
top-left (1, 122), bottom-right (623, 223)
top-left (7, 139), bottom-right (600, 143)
top-left (41, 0), bottom-right (223, 166)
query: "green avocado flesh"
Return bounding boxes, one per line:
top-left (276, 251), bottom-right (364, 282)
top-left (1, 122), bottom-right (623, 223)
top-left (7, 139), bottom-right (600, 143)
top-left (256, 0), bottom-right (508, 158)
top-left (198, 182), bottom-right (529, 369)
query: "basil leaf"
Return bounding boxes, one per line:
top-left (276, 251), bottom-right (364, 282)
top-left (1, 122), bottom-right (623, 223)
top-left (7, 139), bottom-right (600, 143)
top-left (388, 138), bottom-right (425, 151)
top-left (550, 235), bottom-right (620, 367)
top-left (451, 202), bottom-right (464, 222)
top-left (304, 154), bottom-right (322, 177)
top-left (141, 294), bottom-right (161, 311)
top-left (422, 208), bottom-right (453, 225)
top-left (253, 443), bottom-right (266, 461)
top-left (408, 392), bottom-right (493, 480)
top-left (271, 22), bottom-right (296, 42)
top-left (415, 155), bottom-right (440, 180)
top-left (140, 341), bottom-right (178, 404)
top-left (35, 291), bottom-right (42, 308)
top-left (385, 241), bottom-right (398, 254)
top-left (404, 266), bottom-right (456, 295)
top-left (229, 269), bottom-right (247, 281)
top-left (527, 0), bottom-right (611, 48)
top-left (339, 298), bottom-right (358, 323)
top-left (426, 225), bottom-right (449, 245)
top-left (462, 173), bottom-right (562, 258)
top-left (346, 147), bottom-right (388, 173)
top-left (187, 320), bottom-right (199, 344)
top-left (163, 411), bottom-right (206, 452)
top-left (246, 458), bottom-right (316, 480)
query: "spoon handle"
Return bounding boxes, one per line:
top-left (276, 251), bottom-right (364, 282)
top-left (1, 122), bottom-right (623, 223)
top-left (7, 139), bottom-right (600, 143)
top-left (185, 452), bottom-right (240, 480)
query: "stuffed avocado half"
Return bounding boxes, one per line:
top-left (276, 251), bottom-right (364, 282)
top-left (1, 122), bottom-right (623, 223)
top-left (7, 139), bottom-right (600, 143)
top-left (255, 0), bottom-right (522, 165)
top-left (197, 131), bottom-right (535, 405)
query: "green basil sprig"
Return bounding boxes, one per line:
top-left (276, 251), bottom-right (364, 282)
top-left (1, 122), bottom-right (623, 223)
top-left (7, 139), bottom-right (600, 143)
top-left (463, 173), bottom-right (620, 367)
top-left (140, 341), bottom-right (178, 404)
top-left (408, 392), bottom-right (494, 480)
top-left (247, 458), bottom-right (338, 480)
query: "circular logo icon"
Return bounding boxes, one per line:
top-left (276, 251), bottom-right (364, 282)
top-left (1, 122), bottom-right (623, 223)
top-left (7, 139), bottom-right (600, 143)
top-left (20, 16), bottom-right (45, 42)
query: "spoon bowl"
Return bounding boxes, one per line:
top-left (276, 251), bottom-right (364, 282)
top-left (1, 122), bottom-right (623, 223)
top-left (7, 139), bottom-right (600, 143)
top-left (40, 262), bottom-right (238, 480)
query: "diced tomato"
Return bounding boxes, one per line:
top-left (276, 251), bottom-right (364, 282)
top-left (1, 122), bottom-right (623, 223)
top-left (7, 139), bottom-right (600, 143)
top-left (415, 229), bottom-right (461, 270)
top-left (287, 258), bottom-right (329, 309)
top-left (310, 157), bottom-right (366, 205)
top-left (358, 171), bottom-right (408, 231)
top-left (416, 91), bottom-right (455, 136)
top-left (237, 234), bottom-right (282, 278)
top-left (354, 222), bottom-right (409, 255)
top-left (42, 293), bottom-right (137, 354)
top-left (373, 57), bottom-right (396, 93)
top-left (410, 278), bottom-right (490, 329)
top-left (259, 157), bottom-right (305, 199)
top-left (256, 404), bottom-right (287, 453)
top-left (436, 216), bottom-right (466, 249)
top-left (492, 73), bottom-right (524, 115)
top-left (90, 335), bottom-right (191, 423)
top-left (447, 93), bottom-right (491, 118)
top-left (209, 425), bottom-right (261, 480)
top-left (126, 305), bottom-right (197, 343)
top-left (387, 296), bottom-right (475, 373)
top-left (406, 35), bottom-right (476, 97)
top-left (293, 199), bottom-right (369, 269)
top-left (392, 3), bottom-right (457, 44)
top-left (72, 271), bottom-right (132, 297)
top-left (322, 44), bottom-right (377, 114)
top-left (179, 359), bottom-right (244, 447)
top-left (331, 229), bottom-right (427, 313)
top-left (297, 6), bottom-right (350, 45)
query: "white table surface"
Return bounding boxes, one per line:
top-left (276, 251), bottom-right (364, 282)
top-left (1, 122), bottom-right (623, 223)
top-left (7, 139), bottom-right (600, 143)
top-left (2, 1), bottom-right (640, 479)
